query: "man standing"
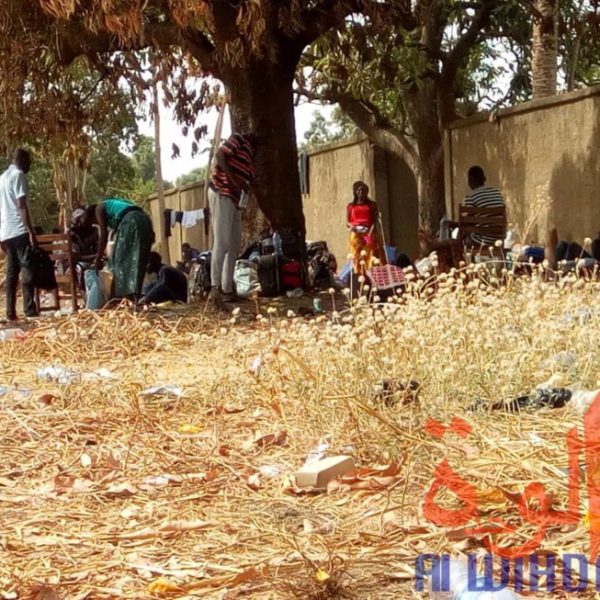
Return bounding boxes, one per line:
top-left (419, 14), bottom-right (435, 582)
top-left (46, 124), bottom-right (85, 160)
top-left (0, 149), bottom-right (37, 321)
top-left (207, 132), bottom-right (257, 309)
top-left (463, 165), bottom-right (505, 247)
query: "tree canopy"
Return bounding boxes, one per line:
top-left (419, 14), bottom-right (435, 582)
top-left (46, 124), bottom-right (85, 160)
top-left (301, 108), bottom-right (358, 150)
top-left (0, 1), bottom-right (404, 236)
top-left (3, 1), bottom-right (598, 236)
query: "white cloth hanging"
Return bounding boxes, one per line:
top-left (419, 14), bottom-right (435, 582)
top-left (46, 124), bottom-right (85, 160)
top-left (181, 209), bottom-right (205, 228)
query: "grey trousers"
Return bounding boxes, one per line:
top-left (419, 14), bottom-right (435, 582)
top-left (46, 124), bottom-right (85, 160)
top-left (209, 188), bottom-right (242, 294)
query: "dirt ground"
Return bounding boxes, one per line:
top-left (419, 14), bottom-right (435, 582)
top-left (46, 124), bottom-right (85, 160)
top-left (0, 274), bottom-right (597, 599)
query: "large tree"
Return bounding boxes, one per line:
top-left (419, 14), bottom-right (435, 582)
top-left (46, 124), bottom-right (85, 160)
top-left (300, 0), bottom-right (599, 234)
top-left (0, 0), bottom-right (394, 239)
top-left (300, 0), bottom-right (513, 233)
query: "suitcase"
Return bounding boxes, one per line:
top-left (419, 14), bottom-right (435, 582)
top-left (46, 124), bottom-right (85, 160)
top-left (277, 228), bottom-right (305, 260)
top-left (280, 258), bottom-right (304, 291)
top-left (258, 254), bottom-right (280, 297)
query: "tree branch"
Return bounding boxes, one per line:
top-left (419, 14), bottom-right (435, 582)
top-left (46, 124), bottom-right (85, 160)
top-left (294, 0), bottom-right (415, 50)
top-left (57, 21), bottom-right (174, 62)
top-left (442, 0), bottom-right (499, 81)
top-left (180, 28), bottom-right (218, 74)
top-left (294, 0), bottom-right (359, 49)
top-left (56, 20), bottom-right (218, 75)
top-left (337, 93), bottom-right (418, 171)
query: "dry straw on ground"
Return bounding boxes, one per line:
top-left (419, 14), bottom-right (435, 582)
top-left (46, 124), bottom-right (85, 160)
top-left (0, 265), bottom-right (598, 599)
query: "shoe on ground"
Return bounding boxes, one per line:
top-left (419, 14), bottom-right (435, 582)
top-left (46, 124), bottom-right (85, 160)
top-left (220, 291), bottom-right (241, 303)
top-left (207, 289), bottom-right (228, 312)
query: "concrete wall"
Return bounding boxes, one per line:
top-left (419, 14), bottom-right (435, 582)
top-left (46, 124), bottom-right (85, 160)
top-left (303, 138), bottom-right (375, 263)
top-left (302, 137), bottom-right (418, 263)
top-left (446, 85), bottom-right (600, 245)
top-left (148, 136), bottom-right (419, 266)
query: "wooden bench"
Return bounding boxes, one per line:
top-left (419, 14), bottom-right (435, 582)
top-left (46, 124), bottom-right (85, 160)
top-left (34, 234), bottom-right (78, 314)
top-left (458, 204), bottom-right (507, 258)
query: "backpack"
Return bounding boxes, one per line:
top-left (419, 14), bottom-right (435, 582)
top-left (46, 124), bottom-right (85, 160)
top-left (279, 258), bottom-right (304, 291)
top-left (188, 252), bottom-right (211, 301)
top-left (234, 259), bottom-right (260, 298)
top-left (307, 241), bottom-right (333, 289)
top-left (258, 254), bottom-right (280, 297)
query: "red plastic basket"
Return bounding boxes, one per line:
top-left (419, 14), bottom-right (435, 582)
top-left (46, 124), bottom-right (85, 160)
top-left (366, 265), bottom-right (406, 291)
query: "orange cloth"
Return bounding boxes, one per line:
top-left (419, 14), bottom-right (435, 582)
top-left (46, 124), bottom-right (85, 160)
top-left (349, 230), bottom-right (386, 275)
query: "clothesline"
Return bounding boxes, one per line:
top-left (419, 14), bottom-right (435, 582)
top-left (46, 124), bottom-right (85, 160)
top-left (163, 208), bottom-right (208, 237)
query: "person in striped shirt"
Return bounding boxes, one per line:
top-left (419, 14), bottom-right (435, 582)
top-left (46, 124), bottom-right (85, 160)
top-left (463, 165), bottom-right (505, 247)
top-left (207, 133), bottom-right (258, 309)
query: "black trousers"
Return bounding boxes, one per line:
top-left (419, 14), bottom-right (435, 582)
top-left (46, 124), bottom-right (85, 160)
top-left (556, 241), bottom-right (591, 262)
top-left (4, 233), bottom-right (36, 319)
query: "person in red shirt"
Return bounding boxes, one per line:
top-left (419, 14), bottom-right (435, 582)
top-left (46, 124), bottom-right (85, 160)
top-left (346, 181), bottom-right (385, 275)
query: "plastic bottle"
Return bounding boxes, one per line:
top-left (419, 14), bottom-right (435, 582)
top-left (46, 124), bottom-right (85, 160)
top-left (430, 560), bottom-right (519, 599)
top-left (273, 232), bottom-right (283, 256)
top-left (439, 216), bottom-right (452, 241)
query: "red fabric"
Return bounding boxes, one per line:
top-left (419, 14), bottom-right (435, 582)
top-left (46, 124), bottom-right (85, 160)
top-left (347, 202), bottom-right (375, 228)
top-left (280, 260), bottom-right (303, 290)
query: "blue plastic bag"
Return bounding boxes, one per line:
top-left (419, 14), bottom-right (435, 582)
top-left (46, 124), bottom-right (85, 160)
top-left (339, 260), bottom-right (353, 286)
top-left (385, 246), bottom-right (397, 264)
top-left (84, 269), bottom-right (107, 310)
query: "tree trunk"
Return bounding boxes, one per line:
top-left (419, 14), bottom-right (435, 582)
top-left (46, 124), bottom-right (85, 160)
top-left (52, 158), bottom-right (86, 231)
top-left (224, 55), bottom-right (304, 236)
top-left (405, 85), bottom-right (446, 235)
top-left (415, 154), bottom-right (445, 236)
top-left (532, 0), bottom-right (558, 98)
top-left (152, 78), bottom-right (170, 263)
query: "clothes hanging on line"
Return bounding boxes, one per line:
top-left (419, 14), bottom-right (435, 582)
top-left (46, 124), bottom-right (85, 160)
top-left (164, 209), bottom-right (172, 238)
top-left (181, 209), bottom-right (205, 228)
top-left (163, 208), bottom-right (205, 235)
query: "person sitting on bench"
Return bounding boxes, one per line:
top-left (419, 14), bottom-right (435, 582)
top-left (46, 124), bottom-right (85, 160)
top-left (462, 165), bottom-right (505, 248)
top-left (418, 166), bottom-right (505, 269)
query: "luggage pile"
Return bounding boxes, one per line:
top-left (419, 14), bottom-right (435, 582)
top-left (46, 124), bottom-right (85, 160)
top-left (233, 231), bottom-right (339, 299)
top-left (256, 228), bottom-right (306, 298)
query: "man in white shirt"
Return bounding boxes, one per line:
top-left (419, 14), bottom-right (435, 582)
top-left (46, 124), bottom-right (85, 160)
top-left (0, 149), bottom-right (38, 321)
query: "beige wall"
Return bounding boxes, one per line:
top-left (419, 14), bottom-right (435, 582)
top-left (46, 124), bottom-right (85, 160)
top-left (303, 138), bottom-right (376, 263)
top-left (147, 137), bottom-right (419, 266)
top-left (446, 86), bottom-right (600, 245)
top-left (147, 182), bottom-right (210, 264)
top-left (302, 137), bottom-right (418, 263)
